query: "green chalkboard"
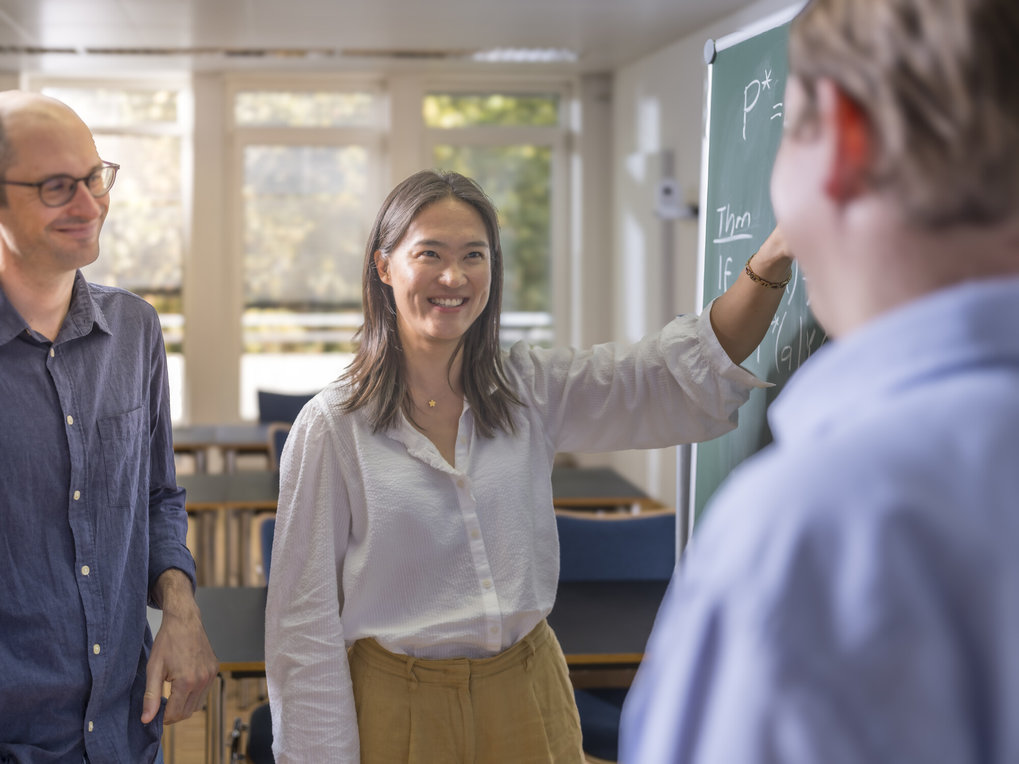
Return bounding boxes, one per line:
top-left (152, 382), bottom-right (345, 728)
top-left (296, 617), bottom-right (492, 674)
top-left (692, 16), bottom-right (827, 522)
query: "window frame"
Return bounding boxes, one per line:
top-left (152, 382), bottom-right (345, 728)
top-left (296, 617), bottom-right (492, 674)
top-left (225, 74), bottom-right (389, 419)
top-left (25, 74), bottom-right (193, 420)
top-left (20, 72), bottom-right (581, 423)
top-left (420, 77), bottom-right (574, 348)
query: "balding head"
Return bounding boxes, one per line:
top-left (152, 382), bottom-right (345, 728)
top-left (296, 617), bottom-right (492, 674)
top-left (0, 90), bottom-right (92, 206)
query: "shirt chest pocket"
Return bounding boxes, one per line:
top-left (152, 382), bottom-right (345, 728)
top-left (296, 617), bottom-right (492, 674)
top-left (98, 406), bottom-right (147, 509)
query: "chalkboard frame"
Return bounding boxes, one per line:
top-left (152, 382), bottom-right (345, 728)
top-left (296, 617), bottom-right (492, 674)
top-left (686, 3), bottom-right (824, 541)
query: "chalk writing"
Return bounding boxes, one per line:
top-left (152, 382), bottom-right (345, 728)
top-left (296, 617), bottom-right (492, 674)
top-left (771, 312), bottom-right (827, 374)
top-left (742, 66), bottom-right (782, 140)
top-left (750, 263), bottom-right (825, 371)
top-left (716, 254), bottom-right (736, 292)
top-left (714, 203), bottom-right (753, 244)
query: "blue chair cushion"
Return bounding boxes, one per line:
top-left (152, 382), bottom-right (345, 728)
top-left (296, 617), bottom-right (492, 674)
top-left (556, 512), bottom-right (676, 582)
top-left (575, 687), bottom-right (628, 761)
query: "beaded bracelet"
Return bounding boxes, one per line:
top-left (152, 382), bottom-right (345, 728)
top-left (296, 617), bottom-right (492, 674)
top-left (745, 253), bottom-right (791, 289)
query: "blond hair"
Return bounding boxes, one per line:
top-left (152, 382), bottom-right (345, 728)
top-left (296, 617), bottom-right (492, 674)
top-left (789, 0), bottom-right (1019, 226)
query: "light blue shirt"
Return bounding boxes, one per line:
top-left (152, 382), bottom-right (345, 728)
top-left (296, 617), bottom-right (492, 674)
top-left (620, 277), bottom-right (1019, 764)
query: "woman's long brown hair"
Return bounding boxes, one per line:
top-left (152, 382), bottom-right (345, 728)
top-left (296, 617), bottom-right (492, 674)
top-left (340, 169), bottom-right (522, 436)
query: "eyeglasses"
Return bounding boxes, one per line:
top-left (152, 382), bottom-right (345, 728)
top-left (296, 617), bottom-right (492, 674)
top-left (0, 161), bottom-right (120, 207)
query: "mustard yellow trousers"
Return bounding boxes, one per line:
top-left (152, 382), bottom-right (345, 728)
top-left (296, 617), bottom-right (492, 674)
top-left (349, 619), bottom-right (585, 763)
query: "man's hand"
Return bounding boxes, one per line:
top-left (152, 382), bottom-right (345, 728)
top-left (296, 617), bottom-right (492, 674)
top-left (143, 569), bottom-right (218, 724)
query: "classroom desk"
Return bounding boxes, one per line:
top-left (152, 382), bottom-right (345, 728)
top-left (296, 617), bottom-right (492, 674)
top-left (181, 465), bottom-right (656, 514)
top-left (172, 423), bottom-right (272, 473)
top-left (179, 472), bottom-right (279, 586)
top-left (550, 466), bottom-right (661, 512)
top-left (180, 466), bottom-right (660, 586)
top-left (197, 580), bottom-right (667, 764)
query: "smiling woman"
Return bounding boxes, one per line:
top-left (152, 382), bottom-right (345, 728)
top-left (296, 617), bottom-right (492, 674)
top-left (375, 198), bottom-right (492, 354)
top-left (263, 168), bottom-right (792, 763)
top-left (343, 170), bottom-right (516, 440)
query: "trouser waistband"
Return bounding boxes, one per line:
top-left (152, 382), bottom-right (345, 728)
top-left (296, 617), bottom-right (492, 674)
top-left (350, 619), bottom-right (554, 685)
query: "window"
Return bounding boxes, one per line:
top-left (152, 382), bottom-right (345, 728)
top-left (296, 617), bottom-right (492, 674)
top-left (33, 78), bottom-right (575, 424)
top-left (40, 84), bottom-right (188, 420)
top-left (233, 86), bottom-right (385, 420)
top-left (423, 91), bottom-right (565, 345)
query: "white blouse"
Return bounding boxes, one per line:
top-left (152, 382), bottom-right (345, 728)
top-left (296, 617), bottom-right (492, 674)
top-left (264, 310), bottom-right (765, 762)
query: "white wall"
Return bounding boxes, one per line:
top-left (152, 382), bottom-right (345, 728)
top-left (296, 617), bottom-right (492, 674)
top-left (598, 0), bottom-right (794, 511)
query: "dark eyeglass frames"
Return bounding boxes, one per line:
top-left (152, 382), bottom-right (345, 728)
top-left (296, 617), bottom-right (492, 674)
top-left (0, 161), bottom-right (120, 207)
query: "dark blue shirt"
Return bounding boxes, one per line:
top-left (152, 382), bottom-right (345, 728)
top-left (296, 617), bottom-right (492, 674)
top-left (0, 272), bottom-right (193, 763)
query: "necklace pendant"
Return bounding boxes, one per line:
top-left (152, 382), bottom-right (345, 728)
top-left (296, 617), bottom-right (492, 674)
top-left (428, 399), bottom-right (437, 408)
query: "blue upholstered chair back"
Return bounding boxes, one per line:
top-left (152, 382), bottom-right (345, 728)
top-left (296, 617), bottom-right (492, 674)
top-left (267, 423), bottom-right (291, 470)
top-left (256, 390), bottom-right (316, 425)
top-left (557, 510), bottom-right (677, 762)
top-left (249, 518), bottom-right (277, 763)
top-left (261, 518), bottom-right (276, 582)
top-left (556, 511), bottom-right (676, 582)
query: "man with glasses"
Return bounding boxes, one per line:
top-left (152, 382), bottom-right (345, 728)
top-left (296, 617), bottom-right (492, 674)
top-left (0, 91), bottom-right (216, 762)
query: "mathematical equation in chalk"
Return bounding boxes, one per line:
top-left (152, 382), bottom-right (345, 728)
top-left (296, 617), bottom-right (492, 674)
top-left (742, 66), bottom-right (784, 141)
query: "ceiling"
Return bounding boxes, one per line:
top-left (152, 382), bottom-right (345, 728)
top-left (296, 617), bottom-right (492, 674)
top-left (0, 0), bottom-right (755, 75)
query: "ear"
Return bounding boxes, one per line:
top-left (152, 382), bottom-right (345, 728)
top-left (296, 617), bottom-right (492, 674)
top-left (373, 250), bottom-right (391, 285)
top-left (817, 79), bottom-right (872, 202)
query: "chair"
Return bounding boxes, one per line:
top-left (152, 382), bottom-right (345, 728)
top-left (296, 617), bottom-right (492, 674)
top-left (556, 510), bottom-right (677, 762)
top-left (266, 422), bottom-right (292, 471)
top-left (260, 517), bottom-right (276, 582)
top-left (246, 702), bottom-right (274, 764)
top-left (556, 510), bottom-right (677, 582)
top-left (244, 517), bottom-right (276, 763)
top-left (256, 390), bottom-right (317, 425)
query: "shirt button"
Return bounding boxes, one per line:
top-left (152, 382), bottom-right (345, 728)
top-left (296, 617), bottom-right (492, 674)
top-left (81, 565), bottom-right (90, 576)
top-left (456, 479), bottom-right (465, 489)
top-left (482, 579), bottom-right (492, 589)
top-left (93, 643), bottom-right (101, 655)
top-left (470, 530), bottom-right (481, 540)
top-left (490, 626), bottom-right (499, 635)
top-left (73, 490), bottom-right (81, 500)
top-left (49, 347), bottom-right (55, 358)
top-left (88, 720), bottom-right (94, 732)
top-left (66, 414), bottom-right (74, 426)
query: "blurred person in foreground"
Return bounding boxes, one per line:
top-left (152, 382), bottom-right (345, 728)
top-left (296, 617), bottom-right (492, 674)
top-left (265, 167), bottom-right (793, 762)
top-left (620, 0), bottom-right (1019, 761)
top-left (0, 91), bottom-right (216, 763)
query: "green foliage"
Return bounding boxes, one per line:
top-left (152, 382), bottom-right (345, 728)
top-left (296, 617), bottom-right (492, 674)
top-left (74, 86), bottom-right (556, 357)
top-left (235, 91), bottom-right (378, 127)
top-left (432, 144), bottom-right (552, 314)
top-left (423, 93), bottom-right (560, 128)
